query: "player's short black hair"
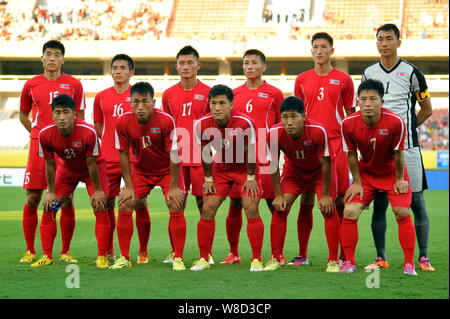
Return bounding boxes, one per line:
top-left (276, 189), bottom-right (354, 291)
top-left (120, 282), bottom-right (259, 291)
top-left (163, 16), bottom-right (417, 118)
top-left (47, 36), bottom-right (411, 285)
top-left (209, 84), bottom-right (233, 102)
top-left (280, 96), bottom-right (305, 115)
top-left (376, 23), bottom-right (401, 40)
top-left (130, 82), bottom-right (155, 99)
top-left (311, 32), bottom-right (333, 47)
top-left (111, 54), bottom-right (135, 70)
top-left (42, 40), bottom-right (65, 56)
top-left (243, 49), bottom-right (266, 64)
top-left (357, 79), bottom-right (385, 99)
top-left (51, 94), bottom-right (75, 111)
top-left (176, 45), bottom-right (200, 60)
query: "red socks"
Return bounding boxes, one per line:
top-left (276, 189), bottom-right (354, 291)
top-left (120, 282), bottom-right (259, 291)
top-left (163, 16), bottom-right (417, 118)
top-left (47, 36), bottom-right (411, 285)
top-left (226, 205), bottom-right (242, 256)
top-left (397, 215), bottom-right (416, 265)
top-left (270, 209), bottom-right (289, 260)
top-left (340, 217), bottom-right (358, 265)
top-left (107, 208), bottom-right (116, 255)
top-left (321, 208), bottom-right (341, 261)
top-left (117, 210), bottom-right (133, 260)
top-left (40, 211), bottom-right (57, 259)
top-left (197, 218), bottom-right (215, 260)
top-left (135, 207), bottom-right (151, 254)
top-left (22, 204), bottom-right (38, 254)
top-left (169, 211), bottom-right (186, 259)
top-left (94, 210), bottom-right (111, 257)
top-left (247, 217), bottom-right (264, 261)
top-left (297, 204), bottom-right (314, 257)
top-left (60, 206), bottom-right (75, 254)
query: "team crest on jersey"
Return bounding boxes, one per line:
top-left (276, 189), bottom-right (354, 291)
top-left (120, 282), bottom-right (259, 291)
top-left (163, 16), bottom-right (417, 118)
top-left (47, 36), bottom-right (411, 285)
top-left (72, 142), bottom-right (82, 148)
top-left (378, 129), bottom-right (389, 135)
top-left (150, 127), bottom-right (161, 134)
top-left (395, 72), bottom-right (406, 76)
top-left (303, 140), bottom-right (312, 146)
top-left (194, 94), bottom-right (205, 100)
top-left (258, 92), bottom-right (269, 98)
top-left (329, 79), bottom-right (340, 85)
top-left (60, 84), bottom-right (70, 89)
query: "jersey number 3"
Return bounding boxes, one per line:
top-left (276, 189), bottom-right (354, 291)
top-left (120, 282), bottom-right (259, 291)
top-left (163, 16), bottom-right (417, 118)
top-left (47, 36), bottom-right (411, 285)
top-left (317, 87), bottom-right (324, 101)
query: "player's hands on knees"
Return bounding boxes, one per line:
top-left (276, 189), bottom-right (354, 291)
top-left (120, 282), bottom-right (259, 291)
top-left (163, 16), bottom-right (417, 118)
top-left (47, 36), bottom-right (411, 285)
top-left (318, 195), bottom-right (334, 216)
top-left (344, 183), bottom-right (363, 203)
top-left (167, 187), bottom-right (185, 210)
top-left (118, 186), bottom-right (134, 206)
top-left (91, 190), bottom-right (107, 211)
top-left (43, 192), bottom-right (58, 212)
top-left (242, 180), bottom-right (260, 198)
top-left (272, 194), bottom-right (287, 211)
top-left (394, 180), bottom-right (409, 194)
top-left (202, 181), bottom-right (216, 195)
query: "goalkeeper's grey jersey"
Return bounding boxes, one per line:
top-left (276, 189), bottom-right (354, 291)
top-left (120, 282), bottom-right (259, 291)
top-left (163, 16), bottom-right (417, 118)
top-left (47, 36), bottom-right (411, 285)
top-left (362, 59), bottom-right (429, 149)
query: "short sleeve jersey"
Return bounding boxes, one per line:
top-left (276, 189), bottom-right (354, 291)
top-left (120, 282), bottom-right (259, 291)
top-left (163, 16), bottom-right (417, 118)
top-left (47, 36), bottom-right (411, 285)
top-left (294, 68), bottom-right (355, 139)
top-left (162, 81), bottom-right (210, 166)
top-left (267, 119), bottom-right (330, 175)
top-left (115, 109), bottom-right (177, 175)
top-left (38, 119), bottom-right (104, 174)
top-left (194, 110), bottom-right (256, 173)
top-left (233, 81), bottom-right (283, 165)
top-left (93, 86), bottom-right (132, 162)
top-left (362, 60), bottom-right (429, 149)
top-left (341, 109), bottom-right (406, 176)
top-left (20, 73), bottom-right (86, 139)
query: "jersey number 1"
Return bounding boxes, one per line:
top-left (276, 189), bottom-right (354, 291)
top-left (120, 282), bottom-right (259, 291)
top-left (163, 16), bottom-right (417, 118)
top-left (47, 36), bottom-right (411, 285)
top-left (182, 102), bottom-right (192, 116)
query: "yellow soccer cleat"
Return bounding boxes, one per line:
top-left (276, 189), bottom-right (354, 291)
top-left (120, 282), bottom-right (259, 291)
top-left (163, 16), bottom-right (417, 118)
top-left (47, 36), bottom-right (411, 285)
top-left (109, 256), bottom-right (132, 269)
top-left (60, 252), bottom-right (78, 263)
top-left (262, 256), bottom-right (281, 271)
top-left (20, 250), bottom-right (36, 263)
top-left (326, 260), bottom-right (340, 273)
top-left (163, 252), bottom-right (174, 264)
top-left (208, 254), bottom-right (215, 265)
top-left (31, 255), bottom-right (54, 267)
top-left (96, 255), bottom-right (110, 269)
top-left (137, 251), bottom-right (149, 264)
top-left (190, 258), bottom-right (210, 271)
top-left (250, 259), bottom-right (264, 272)
top-left (173, 257), bottom-right (186, 271)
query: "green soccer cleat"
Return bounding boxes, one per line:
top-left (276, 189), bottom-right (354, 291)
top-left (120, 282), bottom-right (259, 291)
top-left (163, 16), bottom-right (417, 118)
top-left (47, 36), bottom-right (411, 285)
top-left (173, 257), bottom-right (186, 271)
top-left (109, 256), bottom-right (132, 269)
top-left (60, 252), bottom-right (78, 263)
top-left (163, 252), bottom-right (174, 264)
top-left (20, 250), bottom-right (36, 263)
top-left (250, 259), bottom-right (264, 272)
top-left (326, 260), bottom-right (340, 273)
top-left (190, 258), bottom-right (210, 271)
top-left (31, 255), bottom-right (54, 267)
top-left (262, 256), bottom-right (281, 271)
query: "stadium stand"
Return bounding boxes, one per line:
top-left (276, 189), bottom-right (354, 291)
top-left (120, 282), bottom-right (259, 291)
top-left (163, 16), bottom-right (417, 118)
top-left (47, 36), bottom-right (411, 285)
top-left (403, 0), bottom-right (449, 39)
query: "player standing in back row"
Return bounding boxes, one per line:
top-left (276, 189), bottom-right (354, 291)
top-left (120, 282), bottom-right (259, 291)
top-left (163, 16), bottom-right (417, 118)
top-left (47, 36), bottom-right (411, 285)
top-left (293, 32), bottom-right (355, 266)
top-left (162, 46), bottom-right (212, 264)
top-left (362, 24), bottom-right (434, 271)
top-left (19, 40), bottom-right (85, 264)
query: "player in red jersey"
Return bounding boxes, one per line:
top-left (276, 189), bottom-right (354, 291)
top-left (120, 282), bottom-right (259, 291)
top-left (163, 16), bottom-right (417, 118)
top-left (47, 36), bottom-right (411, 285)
top-left (264, 96), bottom-right (341, 272)
top-left (93, 54), bottom-right (143, 264)
top-left (162, 46), bottom-right (211, 264)
top-left (32, 94), bottom-right (110, 268)
top-left (111, 82), bottom-right (187, 271)
top-left (19, 40), bottom-right (85, 263)
top-left (340, 79), bottom-right (417, 275)
top-left (220, 49), bottom-right (284, 265)
top-left (191, 84), bottom-right (265, 272)
top-left (293, 32), bottom-right (355, 266)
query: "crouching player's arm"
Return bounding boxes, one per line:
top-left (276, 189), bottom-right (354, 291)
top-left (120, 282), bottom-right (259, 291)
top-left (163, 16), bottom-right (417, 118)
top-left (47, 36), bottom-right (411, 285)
top-left (86, 156), bottom-right (107, 211)
top-left (394, 150), bottom-right (409, 194)
top-left (118, 149), bottom-right (134, 206)
top-left (241, 143), bottom-right (260, 198)
top-left (167, 150), bottom-right (185, 210)
top-left (43, 158), bottom-right (57, 212)
top-left (344, 151), bottom-right (363, 203)
top-left (318, 155), bottom-right (334, 216)
top-left (201, 144), bottom-right (216, 195)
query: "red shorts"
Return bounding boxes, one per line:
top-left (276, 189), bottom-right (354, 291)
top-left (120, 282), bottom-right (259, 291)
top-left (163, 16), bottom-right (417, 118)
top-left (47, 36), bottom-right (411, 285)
top-left (182, 165), bottom-right (204, 197)
top-left (228, 164), bottom-right (273, 199)
top-left (105, 161), bottom-right (122, 198)
top-left (131, 167), bottom-right (186, 199)
top-left (23, 138), bottom-right (47, 190)
top-left (350, 170), bottom-right (412, 207)
top-left (55, 161), bottom-right (110, 198)
top-left (280, 164), bottom-right (337, 201)
top-left (330, 137), bottom-right (349, 196)
top-left (207, 167), bottom-right (262, 199)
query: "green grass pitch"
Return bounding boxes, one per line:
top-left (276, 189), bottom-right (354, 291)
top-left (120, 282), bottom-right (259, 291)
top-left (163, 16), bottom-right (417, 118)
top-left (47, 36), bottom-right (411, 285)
top-left (0, 187), bottom-right (447, 299)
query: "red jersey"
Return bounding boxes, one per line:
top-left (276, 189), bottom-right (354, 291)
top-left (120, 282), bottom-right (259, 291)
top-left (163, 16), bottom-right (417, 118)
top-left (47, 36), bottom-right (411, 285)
top-left (341, 108), bottom-right (406, 176)
top-left (93, 86), bottom-right (132, 163)
top-left (20, 73), bottom-right (86, 139)
top-left (38, 119), bottom-right (104, 173)
top-left (115, 109), bottom-right (177, 175)
top-left (294, 68), bottom-right (355, 139)
top-left (194, 110), bottom-right (256, 173)
top-left (162, 81), bottom-right (210, 167)
top-left (233, 81), bottom-right (283, 165)
top-left (267, 119), bottom-right (331, 175)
